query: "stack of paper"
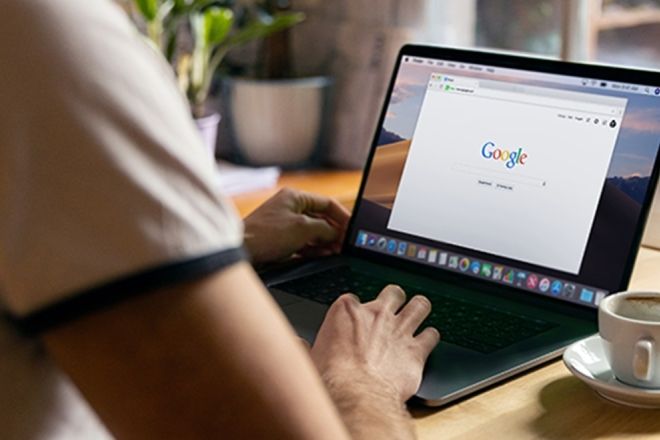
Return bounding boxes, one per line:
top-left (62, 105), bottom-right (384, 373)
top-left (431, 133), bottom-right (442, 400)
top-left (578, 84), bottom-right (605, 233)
top-left (214, 160), bottom-right (281, 196)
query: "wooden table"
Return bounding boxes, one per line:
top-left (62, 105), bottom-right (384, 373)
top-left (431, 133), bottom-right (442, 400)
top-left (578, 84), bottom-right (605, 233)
top-left (231, 169), bottom-right (363, 217)
top-left (232, 169), bottom-right (660, 440)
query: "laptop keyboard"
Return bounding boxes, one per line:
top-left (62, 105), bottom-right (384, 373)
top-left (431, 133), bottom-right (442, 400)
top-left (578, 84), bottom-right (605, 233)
top-left (272, 266), bottom-right (556, 354)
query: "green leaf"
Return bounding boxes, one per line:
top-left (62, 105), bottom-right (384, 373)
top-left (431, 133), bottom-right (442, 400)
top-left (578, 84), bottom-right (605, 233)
top-left (189, 13), bottom-right (207, 92)
top-left (134, 0), bottom-right (160, 21)
top-left (226, 12), bottom-right (304, 47)
top-left (203, 7), bottom-right (234, 46)
top-left (172, 0), bottom-right (210, 14)
top-left (190, 11), bottom-right (206, 50)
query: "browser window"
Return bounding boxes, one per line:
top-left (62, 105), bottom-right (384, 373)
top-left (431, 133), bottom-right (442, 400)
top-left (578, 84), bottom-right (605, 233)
top-left (387, 74), bottom-right (628, 274)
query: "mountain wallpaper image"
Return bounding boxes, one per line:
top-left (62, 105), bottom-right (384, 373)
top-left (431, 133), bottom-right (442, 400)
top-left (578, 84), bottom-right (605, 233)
top-left (377, 128), bottom-right (405, 146)
top-left (607, 175), bottom-right (651, 205)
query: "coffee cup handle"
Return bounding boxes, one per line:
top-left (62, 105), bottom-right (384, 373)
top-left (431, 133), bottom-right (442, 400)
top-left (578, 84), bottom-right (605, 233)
top-left (633, 339), bottom-right (654, 382)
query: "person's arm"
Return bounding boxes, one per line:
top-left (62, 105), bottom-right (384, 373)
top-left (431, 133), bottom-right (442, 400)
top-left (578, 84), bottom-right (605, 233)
top-left (243, 188), bottom-right (440, 438)
top-left (40, 183), bottom-right (438, 438)
top-left (43, 262), bottom-right (351, 440)
top-left (44, 262), bottom-right (438, 439)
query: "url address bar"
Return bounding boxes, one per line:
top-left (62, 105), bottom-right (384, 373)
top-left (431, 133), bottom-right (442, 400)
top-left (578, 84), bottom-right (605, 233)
top-left (436, 78), bottom-right (622, 117)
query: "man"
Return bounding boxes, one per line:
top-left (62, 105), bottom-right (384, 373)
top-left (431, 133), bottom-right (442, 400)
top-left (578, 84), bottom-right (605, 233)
top-left (0, 1), bottom-right (439, 438)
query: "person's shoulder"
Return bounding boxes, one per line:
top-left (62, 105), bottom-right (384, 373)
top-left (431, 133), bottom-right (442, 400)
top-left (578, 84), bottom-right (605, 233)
top-left (4, 0), bottom-right (104, 25)
top-left (7, 0), bottom-right (124, 19)
top-left (2, 0), bottom-right (136, 66)
top-left (4, 0), bottom-right (134, 45)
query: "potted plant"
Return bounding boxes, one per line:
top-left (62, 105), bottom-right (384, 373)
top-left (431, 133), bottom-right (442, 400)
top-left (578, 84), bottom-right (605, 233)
top-left (219, 0), bottom-right (334, 168)
top-left (129, 0), bottom-right (303, 156)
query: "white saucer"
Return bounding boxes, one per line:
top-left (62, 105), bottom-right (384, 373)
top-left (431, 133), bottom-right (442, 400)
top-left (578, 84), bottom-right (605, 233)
top-left (563, 334), bottom-right (660, 408)
top-left (564, 334), bottom-right (660, 408)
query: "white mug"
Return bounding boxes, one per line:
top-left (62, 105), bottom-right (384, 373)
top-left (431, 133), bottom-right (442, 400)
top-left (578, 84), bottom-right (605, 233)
top-left (599, 291), bottom-right (660, 388)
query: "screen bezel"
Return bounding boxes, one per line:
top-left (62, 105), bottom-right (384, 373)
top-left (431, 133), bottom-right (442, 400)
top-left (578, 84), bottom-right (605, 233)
top-left (342, 44), bottom-right (660, 307)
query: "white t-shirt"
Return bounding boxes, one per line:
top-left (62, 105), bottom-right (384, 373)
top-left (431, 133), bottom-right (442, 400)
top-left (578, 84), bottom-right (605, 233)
top-left (0, 1), bottom-right (244, 437)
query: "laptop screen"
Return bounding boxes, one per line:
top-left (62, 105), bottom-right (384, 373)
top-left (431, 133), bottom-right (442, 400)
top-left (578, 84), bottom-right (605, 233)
top-left (348, 46), bottom-right (660, 309)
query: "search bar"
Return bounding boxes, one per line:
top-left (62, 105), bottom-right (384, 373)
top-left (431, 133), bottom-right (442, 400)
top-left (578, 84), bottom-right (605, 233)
top-left (452, 163), bottom-right (547, 188)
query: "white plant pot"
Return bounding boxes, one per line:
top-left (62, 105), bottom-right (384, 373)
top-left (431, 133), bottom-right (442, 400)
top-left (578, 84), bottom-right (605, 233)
top-left (194, 112), bottom-right (221, 159)
top-left (222, 76), bottom-right (332, 167)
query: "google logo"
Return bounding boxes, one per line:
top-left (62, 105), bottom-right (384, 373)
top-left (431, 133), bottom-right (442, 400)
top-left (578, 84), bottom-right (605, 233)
top-left (481, 141), bottom-right (528, 169)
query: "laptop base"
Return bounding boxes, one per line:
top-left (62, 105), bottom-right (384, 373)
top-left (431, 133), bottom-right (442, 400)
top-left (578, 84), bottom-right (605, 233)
top-left (264, 255), bottom-right (597, 406)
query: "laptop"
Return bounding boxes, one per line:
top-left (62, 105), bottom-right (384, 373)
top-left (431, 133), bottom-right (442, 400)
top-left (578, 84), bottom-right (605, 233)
top-left (262, 45), bottom-right (660, 406)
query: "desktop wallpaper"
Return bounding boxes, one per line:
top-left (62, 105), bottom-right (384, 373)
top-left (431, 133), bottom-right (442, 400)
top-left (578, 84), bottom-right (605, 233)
top-left (354, 59), bottom-right (660, 291)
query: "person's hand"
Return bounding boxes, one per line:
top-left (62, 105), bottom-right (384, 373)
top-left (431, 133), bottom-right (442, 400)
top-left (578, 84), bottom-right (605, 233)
top-left (243, 188), bottom-right (350, 265)
top-left (310, 285), bottom-right (440, 404)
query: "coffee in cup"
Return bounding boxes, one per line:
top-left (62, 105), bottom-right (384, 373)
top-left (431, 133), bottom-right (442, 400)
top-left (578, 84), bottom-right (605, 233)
top-left (599, 291), bottom-right (660, 388)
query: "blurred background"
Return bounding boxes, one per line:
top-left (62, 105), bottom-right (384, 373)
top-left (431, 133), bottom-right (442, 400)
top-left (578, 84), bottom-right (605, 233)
top-left (118, 0), bottom-right (660, 170)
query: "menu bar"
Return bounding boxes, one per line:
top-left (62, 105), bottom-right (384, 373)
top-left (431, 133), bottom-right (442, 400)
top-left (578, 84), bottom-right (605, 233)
top-left (403, 56), bottom-right (660, 98)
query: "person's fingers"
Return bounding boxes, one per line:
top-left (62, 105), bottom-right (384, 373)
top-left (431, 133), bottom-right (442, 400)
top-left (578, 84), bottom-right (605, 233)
top-left (373, 285), bottom-right (407, 313)
top-left (331, 292), bottom-right (361, 311)
top-left (323, 198), bottom-right (351, 229)
top-left (325, 293), bottom-right (360, 320)
top-left (414, 327), bottom-right (441, 358)
top-left (397, 295), bottom-right (432, 333)
top-left (299, 216), bottom-right (338, 244)
top-left (295, 191), bottom-right (351, 229)
top-left (340, 292), bottom-right (361, 302)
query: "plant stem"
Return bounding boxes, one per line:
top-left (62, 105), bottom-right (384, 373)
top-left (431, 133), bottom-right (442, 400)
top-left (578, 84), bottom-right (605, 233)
top-left (261, 0), bottom-right (292, 78)
top-left (192, 101), bottom-right (207, 119)
top-left (147, 20), bottom-right (163, 51)
top-left (192, 46), bottom-right (228, 116)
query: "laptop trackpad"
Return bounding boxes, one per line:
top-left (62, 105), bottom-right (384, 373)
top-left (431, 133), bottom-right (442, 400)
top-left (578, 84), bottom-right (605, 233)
top-left (280, 299), bottom-right (328, 344)
top-left (271, 289), bottom-right (306, 307)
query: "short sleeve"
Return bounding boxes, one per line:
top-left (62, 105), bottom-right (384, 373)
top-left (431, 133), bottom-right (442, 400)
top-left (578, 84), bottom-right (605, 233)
top-left (0, 0), bottom-right (244, 330)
